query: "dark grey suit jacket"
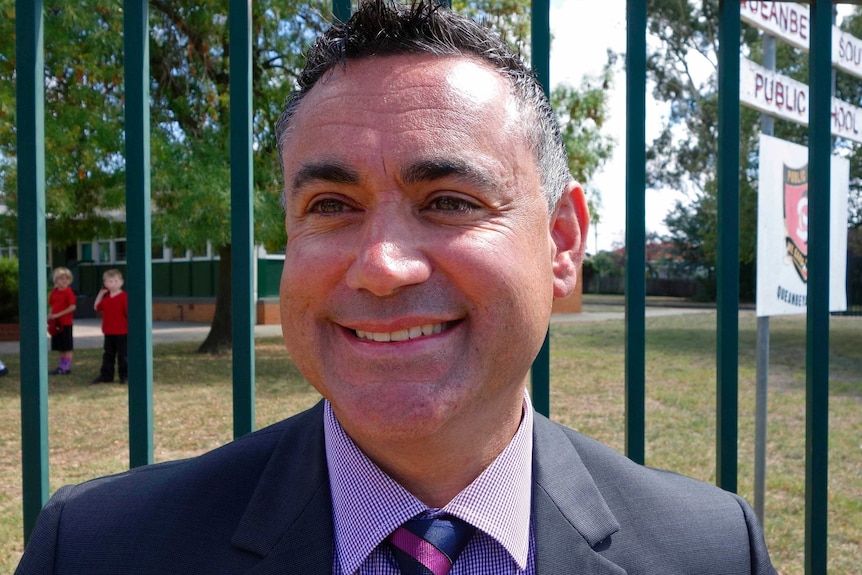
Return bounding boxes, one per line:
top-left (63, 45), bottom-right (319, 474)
top-left (16, 401), bottom-right (776, 574)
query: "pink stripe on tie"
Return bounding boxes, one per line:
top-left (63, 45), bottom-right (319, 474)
top-left (390, 526), bottom-right (453, 575)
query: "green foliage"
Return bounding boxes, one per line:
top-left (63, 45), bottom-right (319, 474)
top-left (552, 59), bottom-right (617, 223)
top-left (587, 249), bottom-right (624, 278)
top-left (0, 258), bottom-right (18, 323)
top-left (0, 1), bottom-right (127, 247)
top-left (454, 0), bottom-right (531, 56)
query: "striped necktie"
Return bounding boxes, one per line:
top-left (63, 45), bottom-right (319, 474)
top-left (388, 514), bottom-right (476, 575)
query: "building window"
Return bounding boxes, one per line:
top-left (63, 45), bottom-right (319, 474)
top-left (114, 240), bottom-right (127, 263)
top-left (98, 241), bottom-right (112, 263)
top-left (151, 242), bottom-right (165, 261)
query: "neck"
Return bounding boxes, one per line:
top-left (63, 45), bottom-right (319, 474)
top-left (343, 396), bottom-right (524, 508)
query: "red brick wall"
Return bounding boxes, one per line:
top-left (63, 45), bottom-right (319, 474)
top-left (0, 323), bottom-right (19, 342)
top-left (152, 301), bottom-right (217, 323)
top-left (551, 272), bottom-right (583, 315)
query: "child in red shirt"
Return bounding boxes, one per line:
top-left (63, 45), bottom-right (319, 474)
top-left (48, 267), bottom-right (76, 375)
top-left (91, 269), bottom-right (128, 384)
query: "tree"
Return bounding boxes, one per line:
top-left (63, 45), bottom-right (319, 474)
top-left (2, 0), bottom-right (615, 354)
top-left (552, 60), bottom-right (616, 224)
top-left (0, 2), bottom-right (128, 246)
top-left (146, 0), bottom-right (330, 353)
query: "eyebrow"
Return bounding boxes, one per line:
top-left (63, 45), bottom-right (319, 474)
top-left (288, 158), bottom-right (496, 195)
top-left (291, 161), bottom-right (361, 191)
top-left (400, 159), bottom-right (495, 190)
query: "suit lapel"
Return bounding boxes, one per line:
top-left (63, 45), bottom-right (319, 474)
top-left (233, 402), bottom-right (335, 574)
top-left (532, 413), bottom-right (626, 575)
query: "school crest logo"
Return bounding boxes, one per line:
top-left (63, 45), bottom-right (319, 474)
top-left (783, 164), bottom-right (808, 282)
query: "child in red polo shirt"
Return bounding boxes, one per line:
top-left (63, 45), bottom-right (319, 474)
top-left (91, 269), bottom-right (128, 384)
top-left (48, 267), bottom-right (77, 375)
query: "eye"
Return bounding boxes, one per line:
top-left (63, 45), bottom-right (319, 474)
top-left (429, 195), bottom-right (480, 213)
top-left (308, 197), bottom-right (351, 214)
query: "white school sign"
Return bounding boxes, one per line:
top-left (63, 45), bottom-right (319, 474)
top-left (741, 1), bottom-right (862, 80)
top-left (756, 134), bottom-right (849, 317)
top-left (739, 57), bottom-right (862, 144)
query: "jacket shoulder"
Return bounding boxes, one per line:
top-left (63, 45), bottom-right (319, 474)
top-left (534, 415), bottom-right (776, 574)
top-left (16, 402), bottom-right (327, 575)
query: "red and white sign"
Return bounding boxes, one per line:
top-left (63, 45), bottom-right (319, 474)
top-left (741, 1), bottom-right (862, 80)
top-left (833, 28), bottom-right (862, 80)
top-left (740, 2), bottom-right (810, 51)
top-left (740, 57), bottom-right (862, 144)
top-left (756, 134), bottom-right (849, 317)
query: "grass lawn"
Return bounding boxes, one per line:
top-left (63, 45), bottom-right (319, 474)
top-left (1, 308), bottom-right (860, 573)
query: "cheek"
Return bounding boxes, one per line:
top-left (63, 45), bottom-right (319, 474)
top-left (280, 236), bottom-right (348, 318)
top-left (459, 228), bottom-right (554, 291)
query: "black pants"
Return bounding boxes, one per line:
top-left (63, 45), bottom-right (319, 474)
top-left (100, 334), bottom-right (128, 382)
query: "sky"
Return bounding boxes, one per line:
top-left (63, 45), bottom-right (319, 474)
top-left (549, 0), bottom-right (687, 253)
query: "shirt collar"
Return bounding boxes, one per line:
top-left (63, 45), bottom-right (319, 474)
top-left (324, 394), bottom-right (533, 574)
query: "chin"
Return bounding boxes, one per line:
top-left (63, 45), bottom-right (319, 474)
top-left (340, 393), bottom-right (457, 438)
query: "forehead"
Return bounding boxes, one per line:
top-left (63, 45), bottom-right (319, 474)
top-left (280, 54), bottom-right (531, 184)
top-left (307, 53), bottom-right (515, 107)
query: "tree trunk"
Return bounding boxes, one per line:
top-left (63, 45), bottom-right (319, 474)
top-left (197, 244), bottom-right (233, 355)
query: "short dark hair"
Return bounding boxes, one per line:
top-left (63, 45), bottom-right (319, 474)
top-left (276, 0), bottom-right (571, 210)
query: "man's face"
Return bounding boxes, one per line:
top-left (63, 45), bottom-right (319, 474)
top-left (280, 54), bottom-right (581, 448)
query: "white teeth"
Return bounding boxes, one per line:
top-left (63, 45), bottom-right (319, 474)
top-left (390, 329), bottom-right (409, 342)
top-left (355, 323), bottom-right (446, 342)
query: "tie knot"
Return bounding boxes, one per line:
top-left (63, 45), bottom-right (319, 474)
top-left (388, 514), bottom-right (476, 575)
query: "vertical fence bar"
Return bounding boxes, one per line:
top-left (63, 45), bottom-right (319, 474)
top-left (806, 2), bottom-right (831, 572)
top-left (625, 0), bottom-right (646, 465)
top-left (16, 0), bottom-right (49, 542)
top-left (231, 0), bottom-right (255, 438)
top-left (754, 31), bottom-right (776, 526)
top-left (124, 0), bottom-right (154, 467)
top-left (333, 0), bottom-right (351, 23)
top-left (530, 0), bottom-right (551, 417)
top-left (716, 0), bottom-right (740, 493)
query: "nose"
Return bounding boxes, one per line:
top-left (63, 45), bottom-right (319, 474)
top-left (345, 212), bottom-right (432, 296)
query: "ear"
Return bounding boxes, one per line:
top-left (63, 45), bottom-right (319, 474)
top-left (550, 181), bottom-right (590, 299)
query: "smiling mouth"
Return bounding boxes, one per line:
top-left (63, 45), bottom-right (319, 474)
top-left (354, 322), bottom-right (449, 342)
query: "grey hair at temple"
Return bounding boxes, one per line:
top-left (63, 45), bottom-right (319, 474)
top-left (275, 0), bottom-right (571, 212)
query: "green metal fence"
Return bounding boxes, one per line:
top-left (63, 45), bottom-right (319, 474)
top-left (14, 1), bottom-right (836, 572)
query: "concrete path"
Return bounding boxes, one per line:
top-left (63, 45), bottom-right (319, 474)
top-left (0, 319), bottom-right (283, 355)
top-left (552, 306), bottom-right (711, 325)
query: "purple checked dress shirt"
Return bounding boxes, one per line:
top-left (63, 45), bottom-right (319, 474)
top-left (324, 397), bottom-right (536, 575)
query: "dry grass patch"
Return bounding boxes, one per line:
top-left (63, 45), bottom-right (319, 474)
top-left (549, 309), bottom-right (862, 575)
top-left (2, 309), bottom-right (860, 573)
